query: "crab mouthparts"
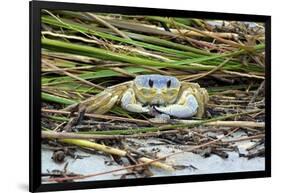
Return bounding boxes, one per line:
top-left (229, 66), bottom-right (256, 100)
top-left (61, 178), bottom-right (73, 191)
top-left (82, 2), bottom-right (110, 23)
top-left (149, 98), bottom-right (166, 105)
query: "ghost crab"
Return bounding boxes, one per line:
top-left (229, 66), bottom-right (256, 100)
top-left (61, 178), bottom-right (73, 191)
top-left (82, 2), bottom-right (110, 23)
top-left (66, 74), bottom-right (209, 121)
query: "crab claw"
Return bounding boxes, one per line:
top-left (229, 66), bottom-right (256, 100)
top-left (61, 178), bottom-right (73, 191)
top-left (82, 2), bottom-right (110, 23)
top-left (155, 95), bottom-right (198, 118)
top-left (121, 88), bottom-right (150, 113)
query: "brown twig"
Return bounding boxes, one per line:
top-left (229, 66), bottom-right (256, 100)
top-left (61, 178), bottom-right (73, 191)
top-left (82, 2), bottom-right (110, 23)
top-left (42, 60), bottom-right (105, 90)
top-left (86, 13), bottom-right (131, 40)
top-left (222, 134), bottom-right (265, 143)
top-left (42, 130), bottom-right (151, 139)
top-left (222, 70), bottom-right (265, 79)
top-left (187, 58), bottom-right (232, 81)
top-left (176, 120), bottom-right (264, 128)
top-left (42, 129), bottom-right (194, 140)
top-left (249, 80), bottom-right (265, 104)
top-left (42, 108), bottom-right (151, 125)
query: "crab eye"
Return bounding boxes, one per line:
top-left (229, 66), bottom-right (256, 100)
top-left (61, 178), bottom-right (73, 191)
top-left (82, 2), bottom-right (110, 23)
top-left (148, 79), bottom-right (154, 88)
top-left (167, 80), bottom-right (171, 88)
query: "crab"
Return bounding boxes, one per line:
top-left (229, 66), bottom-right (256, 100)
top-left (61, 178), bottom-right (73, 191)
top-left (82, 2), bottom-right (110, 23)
top-left (65, 74), bottom-right (209, 121)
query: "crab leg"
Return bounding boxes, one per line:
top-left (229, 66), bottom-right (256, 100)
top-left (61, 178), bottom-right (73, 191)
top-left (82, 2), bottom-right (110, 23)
top-left (95, 95), bottom-right (119, 114)
top-left (121, 88), bottom-right (150, 113)
top-left (155, 91), bottom-right (198, 118)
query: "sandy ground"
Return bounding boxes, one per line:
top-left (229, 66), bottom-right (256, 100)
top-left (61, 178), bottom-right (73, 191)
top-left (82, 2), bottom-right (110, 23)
top-left (41, 131), bottom-right (265, 183)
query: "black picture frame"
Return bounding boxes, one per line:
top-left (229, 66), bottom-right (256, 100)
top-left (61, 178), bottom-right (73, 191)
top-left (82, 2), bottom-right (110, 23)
top-left (29, 0), bottom-right (271, 192)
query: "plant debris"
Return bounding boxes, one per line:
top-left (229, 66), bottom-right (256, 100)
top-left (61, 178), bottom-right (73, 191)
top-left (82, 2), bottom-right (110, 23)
top-left (40, 10), bottom-right (266, 183)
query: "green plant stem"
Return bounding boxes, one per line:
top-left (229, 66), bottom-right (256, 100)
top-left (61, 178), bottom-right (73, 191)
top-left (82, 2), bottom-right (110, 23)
top-left (42, 16), bottom-right (211, 56)
top-left (42, 38), bottom-right (264, 73)
top-left (42, 92), bottom-right (77, 105)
